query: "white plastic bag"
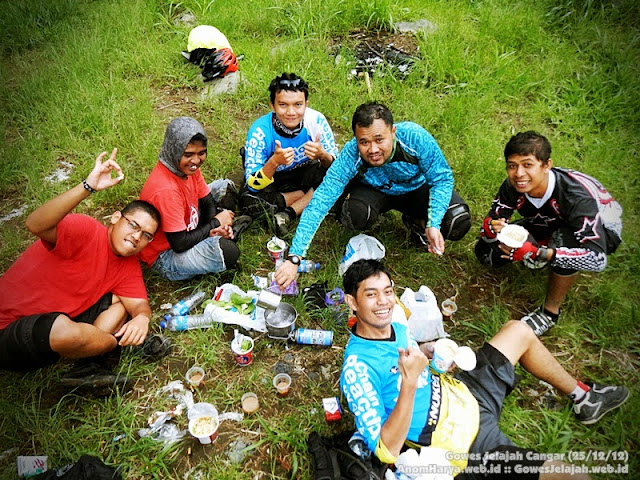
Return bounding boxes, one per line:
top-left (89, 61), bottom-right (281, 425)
top-left (338, 234), bottom-right (386, 275)
top-left (202, 284), bottom-right (267, 332)
top-left (399, 286), bottom-right (446, 342)
top-left (393, 447), bottom-right (455, 480)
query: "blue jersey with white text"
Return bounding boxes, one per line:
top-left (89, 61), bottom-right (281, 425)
top-left (340, 322), bottom-right (479, 470)
top-left (243, 108), bottom-right (338, 189)
top-left (290, 122), bottom-right (453, 257)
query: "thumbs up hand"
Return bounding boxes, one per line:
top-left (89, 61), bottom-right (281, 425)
top-left (304, 132), bottom-right (327, 161)
top-left (273, 139), bottom-right (295, 166)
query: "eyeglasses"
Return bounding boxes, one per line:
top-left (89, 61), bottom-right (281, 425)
top-left (121, 214), bottom-right (155, 243)
top-left (278, 78), bottom-right (301, 87)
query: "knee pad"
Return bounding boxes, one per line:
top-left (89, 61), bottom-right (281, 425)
top-left (441, 203), bottom-right (471, 240)
top-left (220, 238), bottom-right (240, 268)
top-left (340, 198), bottom-right (378, 231)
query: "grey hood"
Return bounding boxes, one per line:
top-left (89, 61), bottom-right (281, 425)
top-left (158, 117), bottom-right (207, 178)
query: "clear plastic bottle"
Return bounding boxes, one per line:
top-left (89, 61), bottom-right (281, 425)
top-left (297, 260), bottom-right (320, 273)
top-left (170, 291), bottom-right (206, 316)
top-left (160, 314), bottom-right (213, 331)
top-left (348, 432), bottom-right (371, 461)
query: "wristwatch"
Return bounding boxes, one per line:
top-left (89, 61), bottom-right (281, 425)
top-left (287, 254), bottom-right (301, 265)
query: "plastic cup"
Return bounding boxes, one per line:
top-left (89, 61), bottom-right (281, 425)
top-left (241, 392), bottom-right (260, 414)
top-left (266, 236), bottom-right (287, 262)
top-left (431, 338), bottom-right (458, 374)
top-left (231, 335), bottom-right (254, 366)
top-left (273, 373), bottom-right (292, 396)
top-left (441, 298), bottom-right (458, 319)
top-left (187, 403), bottom-right (219, 444)
top-left (185, 366), bottom-right (205, 387)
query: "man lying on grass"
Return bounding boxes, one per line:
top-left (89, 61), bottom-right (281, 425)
top-left (275, 102), bottom-right (471, 290)
top-left (340, 259), bottom-right (629, 479)
top-left (0, 149), bottom-right (160, 376)
top-left (475, 131), bottom-right (623, 336)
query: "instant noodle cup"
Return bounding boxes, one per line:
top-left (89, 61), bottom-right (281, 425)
top-left (453, 346), bottom-right (477, 371)
top-left (231, 335), bottom-right (254, 366)
top-left (266, 236), bottom-right (287, 262)
top-left (187, 403), bottom-right (219, 444)
top-left (497, 224), bottom-right (528, 249)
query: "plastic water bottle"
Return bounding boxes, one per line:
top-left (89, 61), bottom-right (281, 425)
top-left (170, 291), bottom-right (206, 316)
top-left (297, 260), bottom-right (320, 273)
top-left (160, 314), bottom-right (213, 331)
top-left (348, 432), bottom-right (371, 461)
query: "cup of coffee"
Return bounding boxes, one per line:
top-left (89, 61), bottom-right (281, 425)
top-left (185, 366), bottom-right (205, 388)
top-left (273, 373), bottom-right (292, 396)
top-left (241, 392), bottom-right (260, 414)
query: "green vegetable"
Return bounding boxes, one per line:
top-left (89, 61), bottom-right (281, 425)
top-left (240, 339), bottom-right (252, 351)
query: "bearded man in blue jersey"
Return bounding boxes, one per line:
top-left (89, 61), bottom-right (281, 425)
top-left (275, 102), bottom-right (471, 289)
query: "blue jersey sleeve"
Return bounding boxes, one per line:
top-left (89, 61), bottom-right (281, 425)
top-left (404, 123), bottom-right (453, 229)
top-left (244, 114), bottom-right (273, 185)
top-left (289, 140), bottom-right (359, 257)
top-left (305, 110), bottom-right (339, 159)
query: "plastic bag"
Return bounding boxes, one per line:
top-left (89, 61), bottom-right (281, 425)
top-left (399, 286), bottom-right (445, 342)
top-left (392, 447), bottom-right (454, 480)
top-left (202, 284), bottom-right (267, 332)
top-left (338, 234), bottom-right (386, 276)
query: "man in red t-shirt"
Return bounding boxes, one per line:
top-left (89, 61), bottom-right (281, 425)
top-left (0, 149), bottom-right (161, 372)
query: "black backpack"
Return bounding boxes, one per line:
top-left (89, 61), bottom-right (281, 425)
top-left (307, 431), bottom-right (389, 480)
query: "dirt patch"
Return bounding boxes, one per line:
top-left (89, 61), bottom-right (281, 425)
top-left (332, 29), bottom-right (421, 79)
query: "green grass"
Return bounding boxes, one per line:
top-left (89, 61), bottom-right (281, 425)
top-left (1, 0), bottom-right (639, 478)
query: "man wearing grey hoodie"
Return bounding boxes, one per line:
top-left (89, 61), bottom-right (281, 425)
top-left (140, 117), bottom-right (250, 281)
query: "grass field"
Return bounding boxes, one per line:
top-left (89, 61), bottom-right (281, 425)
top-left (1, 0), bottom-right (639, 478)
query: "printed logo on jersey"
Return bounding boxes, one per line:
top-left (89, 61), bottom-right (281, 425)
top-left (427, 374), bottom-right (442, 427)
top-left (550, 198), bottom-right (561, 215)
top-left (342, 354), bottom-right (382, 440)
top-left (492, 197), bottom-right (514, 217)
top-left (575, 214), bottom-right (601, 243)
top-left (187, 205), bottom-right (198, 231)
top-left (529, 212), bottom-right (555, 228)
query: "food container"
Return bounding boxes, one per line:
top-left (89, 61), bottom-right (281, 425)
top-left (187, 402), bottom-right (219, 444)
top-left (265, 303), bottom-right (297, 339)
top-left (322, 397), bottom-right (342, 422)
top-left (497, 224), bottom-right (528, 248)
top-left (431, 338), bottom-right (458, 374)
top-left (231, 335), bottom-right (254, 366)
top-left (266, 236), bottom-right (287, 262)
